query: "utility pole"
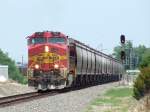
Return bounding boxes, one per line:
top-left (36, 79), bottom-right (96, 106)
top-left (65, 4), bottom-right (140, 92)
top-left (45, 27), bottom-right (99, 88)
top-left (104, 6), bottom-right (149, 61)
top-left (21, 55), bottom-right (24, 73)
top-left (22, 55), bottom-right (24, 66)
top-left (127, 41), bottom-right (134, 70)
top-left (96, 43), bottom-right (107, 52)
top-left (130, 48), bottom-right (133, 70)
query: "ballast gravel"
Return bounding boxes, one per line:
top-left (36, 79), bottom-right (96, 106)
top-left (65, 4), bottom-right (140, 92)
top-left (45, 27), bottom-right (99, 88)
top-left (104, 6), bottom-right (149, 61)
top-left (0, 82), bottom-right (120, 112)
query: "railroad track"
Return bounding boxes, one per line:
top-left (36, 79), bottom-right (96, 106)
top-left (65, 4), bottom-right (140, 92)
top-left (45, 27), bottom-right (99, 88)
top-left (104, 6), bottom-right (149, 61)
top-left (0, 85), bottom-right (92, 107)
top-left (0, 91), bottom-right (58, 108)
top-left (0, 81), bottom-right (117, 108)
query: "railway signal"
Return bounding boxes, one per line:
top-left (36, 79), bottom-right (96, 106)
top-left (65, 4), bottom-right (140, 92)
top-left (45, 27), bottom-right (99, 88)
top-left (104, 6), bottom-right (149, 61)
top-left (120, 34), bottom-right (125, 44)
top-left (120, 34), bottom-right (126, 61)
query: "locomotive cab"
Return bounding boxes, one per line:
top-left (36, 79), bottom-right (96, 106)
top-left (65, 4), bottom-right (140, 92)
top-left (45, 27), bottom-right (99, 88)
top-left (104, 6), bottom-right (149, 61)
top-left (27, 31), bottom-right (69, 91)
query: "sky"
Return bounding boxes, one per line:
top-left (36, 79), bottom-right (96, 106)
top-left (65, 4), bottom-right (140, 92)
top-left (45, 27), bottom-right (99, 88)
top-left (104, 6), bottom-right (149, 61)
top-left (0, 0), bottom-right (150, 63)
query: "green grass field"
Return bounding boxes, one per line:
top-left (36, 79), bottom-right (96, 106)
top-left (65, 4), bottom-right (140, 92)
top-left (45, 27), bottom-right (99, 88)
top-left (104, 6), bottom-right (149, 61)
top-left (85, 87), bottom-right (134, 112)
top-left (104, 88), bottom-right (133, 97)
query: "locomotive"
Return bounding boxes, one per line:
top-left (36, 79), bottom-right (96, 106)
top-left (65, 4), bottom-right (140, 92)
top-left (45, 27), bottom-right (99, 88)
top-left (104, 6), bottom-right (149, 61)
top-left (27, 31), bottom-right (124, 91)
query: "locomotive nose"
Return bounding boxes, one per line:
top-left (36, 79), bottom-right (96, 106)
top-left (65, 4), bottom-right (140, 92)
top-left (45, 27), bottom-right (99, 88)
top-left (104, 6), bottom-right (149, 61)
top-left (37, 45), bottom-right (60, 71)
top-left (29, 43), bottom-right (67, 72)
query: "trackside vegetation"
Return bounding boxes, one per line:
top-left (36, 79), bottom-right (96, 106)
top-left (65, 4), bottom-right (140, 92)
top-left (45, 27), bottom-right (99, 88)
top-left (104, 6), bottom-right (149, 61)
top-left (133, 48), bottom-right (150, 100)
top-left (113, 42), bottom-right (150, 100)
top-left (85, 87), bottom-right (133, 112)
top-left (0, 49), bottom-right (27, 84)
top-left (133, 67), bottom-right (150, 100)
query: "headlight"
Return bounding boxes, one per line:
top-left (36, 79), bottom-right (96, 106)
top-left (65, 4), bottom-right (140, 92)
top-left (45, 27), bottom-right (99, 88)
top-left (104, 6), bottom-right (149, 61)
top-left (44, 45), bottom-right (49, 52)
top-left (35, 64), bottom-right (39, 69)
top-left (54, 64), bottom-right (59, 69)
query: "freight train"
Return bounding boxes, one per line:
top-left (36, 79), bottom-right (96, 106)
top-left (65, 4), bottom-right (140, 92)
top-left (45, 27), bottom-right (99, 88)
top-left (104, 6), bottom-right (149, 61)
top-left (27, 31), bottom-right (124, 91)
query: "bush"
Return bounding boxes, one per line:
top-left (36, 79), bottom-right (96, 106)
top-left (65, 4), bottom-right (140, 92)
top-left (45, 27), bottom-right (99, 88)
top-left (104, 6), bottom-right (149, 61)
top-left (141, 68), bottom-right (150, 92)
top-left (133, 75), bottom-right (145, 99)
top-left (133, 67), bottom-right (150, 100)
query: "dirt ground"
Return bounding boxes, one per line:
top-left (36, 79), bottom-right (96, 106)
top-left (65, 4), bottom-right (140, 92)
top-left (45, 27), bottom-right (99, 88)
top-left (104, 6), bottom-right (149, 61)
top-left (0, 80), bottom-right (35, 97)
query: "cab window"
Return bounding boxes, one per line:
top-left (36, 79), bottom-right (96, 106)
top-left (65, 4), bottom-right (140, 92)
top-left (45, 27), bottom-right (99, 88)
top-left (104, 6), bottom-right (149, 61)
top-left (28, 37), bottom-right (46, 45)
top-left (48, 37), bottom-right (66, 44)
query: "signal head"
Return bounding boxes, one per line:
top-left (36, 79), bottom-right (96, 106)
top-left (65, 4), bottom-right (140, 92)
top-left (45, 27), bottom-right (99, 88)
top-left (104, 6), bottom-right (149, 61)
top-left (120, 35), bottom-right (125, 44)
top-left (121, 51), bottom-right (126, 60)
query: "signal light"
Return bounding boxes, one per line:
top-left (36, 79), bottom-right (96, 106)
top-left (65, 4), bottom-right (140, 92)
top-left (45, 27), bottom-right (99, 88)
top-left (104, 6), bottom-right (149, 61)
top-left (120, 35), bottom-right (125, 44)
top-left (121, 51), bottom-right (125, 60)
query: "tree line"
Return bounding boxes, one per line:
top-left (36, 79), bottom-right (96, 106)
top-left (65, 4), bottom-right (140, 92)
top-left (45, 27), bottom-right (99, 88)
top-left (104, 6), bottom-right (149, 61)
top-left (113, 40), bottom-right (149, 69)
top-left (0, 49), bottom-right (27, 84)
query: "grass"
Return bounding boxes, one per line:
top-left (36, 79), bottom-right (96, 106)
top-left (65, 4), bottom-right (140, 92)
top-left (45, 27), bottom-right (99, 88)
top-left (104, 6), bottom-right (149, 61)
top-left (91, 97), bottom-right (121, 106)
top-left (85, 87), bottom-right (134, 112)
top-left (104, 88), bottom-right (133, 98)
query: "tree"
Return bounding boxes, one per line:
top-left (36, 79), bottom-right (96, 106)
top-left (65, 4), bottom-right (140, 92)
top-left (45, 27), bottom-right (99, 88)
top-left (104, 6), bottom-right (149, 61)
top-left (135, 45), bottom-right (147, 67)
top-left (112, 41), bottom-right (147, 69)
top-left (140, 48), bottom-right (150, 68)
top-left (0, 49), bottom-right (27, 84)
top-left (112, 45), bottom-right (122, 59)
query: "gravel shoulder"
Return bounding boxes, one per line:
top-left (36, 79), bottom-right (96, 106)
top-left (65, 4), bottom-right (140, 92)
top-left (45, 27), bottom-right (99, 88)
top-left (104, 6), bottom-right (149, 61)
top-left (0, 82), bottom-right (120, 112)
top-left (0, 81), bottom-right (35, 97)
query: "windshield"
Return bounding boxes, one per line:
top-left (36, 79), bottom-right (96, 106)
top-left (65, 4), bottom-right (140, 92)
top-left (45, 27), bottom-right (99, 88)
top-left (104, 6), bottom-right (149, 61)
top-left (28, 37), bottom-right (46, 45)
top-left (48, 37), bottom-right (66, 44)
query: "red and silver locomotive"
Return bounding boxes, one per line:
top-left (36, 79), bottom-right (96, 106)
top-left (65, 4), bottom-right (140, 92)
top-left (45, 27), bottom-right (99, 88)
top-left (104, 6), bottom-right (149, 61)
top-left (27, 31), bottom-right (124, 91)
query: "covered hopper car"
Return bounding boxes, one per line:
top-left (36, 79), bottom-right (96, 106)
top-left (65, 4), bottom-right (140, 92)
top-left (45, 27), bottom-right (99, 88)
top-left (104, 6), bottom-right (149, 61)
top-left (27, 31), bottom-right (124, 91)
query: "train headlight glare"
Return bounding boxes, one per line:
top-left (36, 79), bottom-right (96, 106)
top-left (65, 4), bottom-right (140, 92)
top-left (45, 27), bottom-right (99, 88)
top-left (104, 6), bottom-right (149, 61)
top-left (54, 64), bottom-right (59, 69)
top-left (35, 64), bottom-right (39, 69)
top-left (44, 46), bottom-right (49, 52)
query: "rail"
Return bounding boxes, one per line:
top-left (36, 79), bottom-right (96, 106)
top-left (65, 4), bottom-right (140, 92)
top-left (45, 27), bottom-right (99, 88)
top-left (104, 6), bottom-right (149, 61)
top-left (0, 91), bottom-right (58, 107)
